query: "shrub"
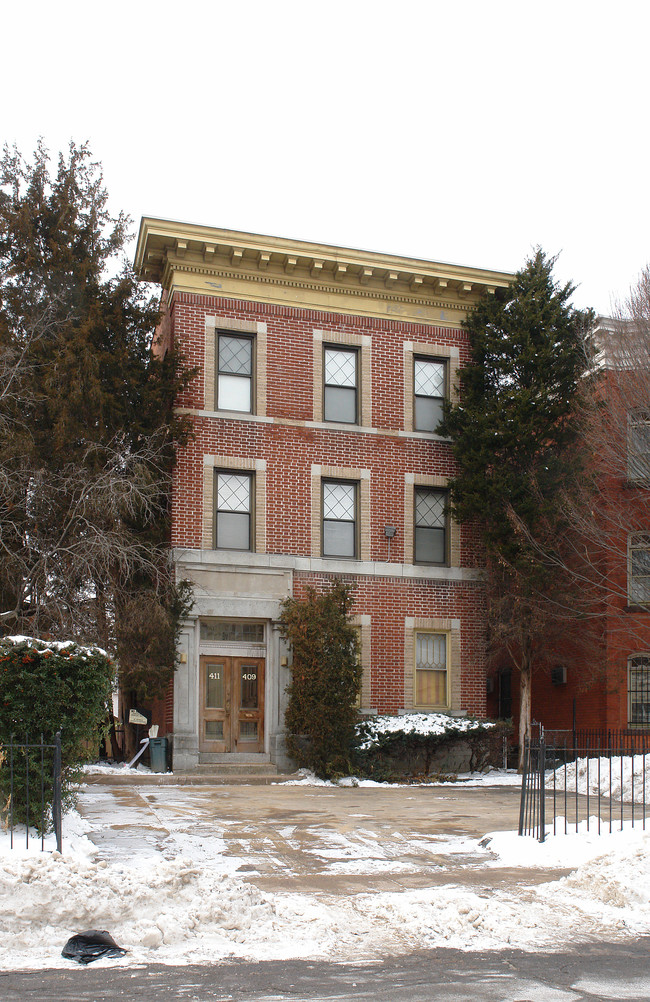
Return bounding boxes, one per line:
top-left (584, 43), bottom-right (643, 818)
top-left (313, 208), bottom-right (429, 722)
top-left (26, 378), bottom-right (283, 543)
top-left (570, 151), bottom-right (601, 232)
top-left (354, 713), bottom-right (511, 779)
top-left (0, 636), bottom-right (115, 828)
top-left (280, 581), bottom-right (361, 778)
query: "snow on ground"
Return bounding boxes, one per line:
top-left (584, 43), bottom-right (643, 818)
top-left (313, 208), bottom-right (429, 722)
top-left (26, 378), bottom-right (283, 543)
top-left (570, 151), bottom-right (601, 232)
top-left (280, 767), bottom-right (521, 787)
top-left (551, 754), bottom-right (650, 804)
top-left (80, 762), bottom-right (153, 777)
top-left (2, 791), bottom-right (650, 971)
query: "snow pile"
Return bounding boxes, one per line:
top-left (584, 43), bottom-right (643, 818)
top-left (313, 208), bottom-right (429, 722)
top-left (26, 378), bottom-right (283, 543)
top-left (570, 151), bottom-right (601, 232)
top-left (80, 762), bottom-right (152, 776)
top-left (281, 769), bottom-right (387, 787)
top-left (2, 807), bottom-right (650, 969)
top-left (550, 754), bottom-right (650, 803)
top-left (351, 830), bottom-right (650, 951)
top-left (357, 712), bottom-right (494, 751)
top-left (485, 816), bottom-right (648, 869)
top-left (0, 810), bottom-right (98, 860)
top-left (2, 823), bottom-right (650, 968)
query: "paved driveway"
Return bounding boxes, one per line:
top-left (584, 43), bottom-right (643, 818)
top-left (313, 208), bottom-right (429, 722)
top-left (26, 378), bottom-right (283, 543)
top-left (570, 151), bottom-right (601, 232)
top-left (75, 781), bottom-right (570, 895)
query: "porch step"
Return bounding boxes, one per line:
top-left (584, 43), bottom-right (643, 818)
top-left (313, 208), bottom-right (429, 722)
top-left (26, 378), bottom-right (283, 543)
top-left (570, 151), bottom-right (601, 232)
top-left (174, 763), bottom-right (283, 785)
top-left (179, 754), bottom-right (282, 783)
top-left (197, 753), bottom-right (272, 765)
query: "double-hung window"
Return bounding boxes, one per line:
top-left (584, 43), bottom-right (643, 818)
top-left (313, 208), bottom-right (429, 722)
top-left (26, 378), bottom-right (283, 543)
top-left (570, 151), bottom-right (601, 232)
top-left (322, 480), bottom-right (357, 558)
top-left (629, 655), bottom-right (650, 728)
top-left (628, 533), bottom-right (650, 604)
top-left (627, 410), bottom-right (650, 482)
top-left (324, 346), bottom-right (358, 424)
top-left (215, 472), bottom-right (253, 550)
top-left (217, 333), bottom-right (253, 412)
top-left (414, 488), bottom-right (448, 564)
top-left (414, 356), bottom-right (446, 432)
top-left (415, 632), bottom-right (448, 707)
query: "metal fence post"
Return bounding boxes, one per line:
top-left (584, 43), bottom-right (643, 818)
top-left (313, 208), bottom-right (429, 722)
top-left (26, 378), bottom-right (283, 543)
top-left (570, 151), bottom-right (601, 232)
top-left (53, 731), bottom-right (62, 854)
top-left (538, 740), bottom-right (546, 842)
top-left (518, 739), bottom-right (529, 836)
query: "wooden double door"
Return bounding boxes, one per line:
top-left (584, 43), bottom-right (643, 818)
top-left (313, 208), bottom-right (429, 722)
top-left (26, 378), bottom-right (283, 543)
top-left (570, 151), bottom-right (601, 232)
top-left (199, 655), bottom-right (265, 753)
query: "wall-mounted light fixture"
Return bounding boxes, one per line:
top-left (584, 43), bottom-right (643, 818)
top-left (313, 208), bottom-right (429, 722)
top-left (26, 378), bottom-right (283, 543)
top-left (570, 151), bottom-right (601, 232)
top-left (384, 525), bottom-right (397, 560)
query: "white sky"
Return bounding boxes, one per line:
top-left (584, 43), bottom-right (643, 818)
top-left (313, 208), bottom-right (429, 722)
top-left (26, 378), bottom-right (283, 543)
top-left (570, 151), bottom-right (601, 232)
top-left (4, 0), bottom-right (649, 314)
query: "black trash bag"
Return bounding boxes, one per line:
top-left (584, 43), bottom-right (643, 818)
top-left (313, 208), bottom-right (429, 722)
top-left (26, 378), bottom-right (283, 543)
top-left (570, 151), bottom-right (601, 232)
top-left (61, 930), bottom-right (127, 965)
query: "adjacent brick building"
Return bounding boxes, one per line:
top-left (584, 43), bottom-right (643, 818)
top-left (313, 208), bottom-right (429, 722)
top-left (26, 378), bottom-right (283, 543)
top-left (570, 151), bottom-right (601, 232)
top-left (486, 318), bottom-right (650, 740)
top-left (135, 219), bottom-right (513, 768)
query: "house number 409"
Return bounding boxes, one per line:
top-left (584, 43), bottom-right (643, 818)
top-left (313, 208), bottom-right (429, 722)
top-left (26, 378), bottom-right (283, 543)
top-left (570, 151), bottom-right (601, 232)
top-left (242, 673), bottom-right (257, 681)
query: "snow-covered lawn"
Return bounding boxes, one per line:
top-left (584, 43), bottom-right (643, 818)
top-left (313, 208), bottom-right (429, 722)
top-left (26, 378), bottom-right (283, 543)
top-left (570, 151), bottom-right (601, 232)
top-left (2, 779), bottom-right (650, 971)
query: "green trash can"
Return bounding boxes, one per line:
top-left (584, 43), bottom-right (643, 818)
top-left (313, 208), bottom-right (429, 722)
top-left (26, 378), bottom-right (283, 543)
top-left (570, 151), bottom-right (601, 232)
top-left (149, 737), bottom-right (168, 773)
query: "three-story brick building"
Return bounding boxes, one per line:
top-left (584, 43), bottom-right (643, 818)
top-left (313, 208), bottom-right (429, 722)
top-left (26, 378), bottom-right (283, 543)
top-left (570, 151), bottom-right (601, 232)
top-left (135, 218), bottom-right (513, 768)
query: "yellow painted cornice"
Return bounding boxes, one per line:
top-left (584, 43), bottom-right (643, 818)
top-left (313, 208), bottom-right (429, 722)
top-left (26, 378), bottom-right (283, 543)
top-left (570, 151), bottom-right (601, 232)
top-left (135, 217), bottom-right (513, 326)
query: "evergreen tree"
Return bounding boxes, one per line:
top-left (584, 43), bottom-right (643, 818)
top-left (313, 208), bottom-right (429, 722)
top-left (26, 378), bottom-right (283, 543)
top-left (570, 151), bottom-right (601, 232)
top-left (0, 142), bottom-right (194, 716)
top-left (280, 580), bottom-right (361, 778)
top-left (439, 250), bottom-right (595, 762)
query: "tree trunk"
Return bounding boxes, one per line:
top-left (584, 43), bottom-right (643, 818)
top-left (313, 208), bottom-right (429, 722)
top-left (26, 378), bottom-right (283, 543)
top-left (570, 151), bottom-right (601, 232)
top-left (518, 655), bottom-right (532, 772)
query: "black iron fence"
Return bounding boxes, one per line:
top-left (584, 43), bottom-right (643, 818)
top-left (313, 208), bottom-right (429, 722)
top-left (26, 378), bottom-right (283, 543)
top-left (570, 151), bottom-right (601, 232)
top-left (519, 729), bottom-right (650, 841)
top-left (2, 733), bottom-right (62, 852)
top-left (542, 728), bottom-right (650, 756)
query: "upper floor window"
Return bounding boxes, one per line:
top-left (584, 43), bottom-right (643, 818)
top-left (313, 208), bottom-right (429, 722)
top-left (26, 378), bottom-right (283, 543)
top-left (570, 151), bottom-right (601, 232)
top-left (629, 655), bottom-right (650, 729)
top-left (324, 346), bottom-right (358, 424)
top-left (322, 479), bottom-right (358, 558)
top-left (414, 357), bottom-right (446, 432)
top-left (628, 532), bottom-right (650, 604)
top-left (215, 471), bottom-right (253, 550)
top-left (414, 488), bottom-right (448, 564)
top-left (217, 333), bottom-right (253, 412)
top-left (627, 410), bottom-right (650, 482)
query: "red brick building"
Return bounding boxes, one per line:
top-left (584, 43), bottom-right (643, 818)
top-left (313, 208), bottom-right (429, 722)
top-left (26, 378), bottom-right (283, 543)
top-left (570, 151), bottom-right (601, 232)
top-left (486, 318), bottom-right (650, 740)
top-left (135, 219), bottom-right (513, 768)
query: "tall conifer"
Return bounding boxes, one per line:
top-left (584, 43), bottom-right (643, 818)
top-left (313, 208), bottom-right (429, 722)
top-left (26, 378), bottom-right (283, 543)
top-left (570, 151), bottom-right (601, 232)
top-left (0, 142), bottom-right (193, 715)
top-left (439, 250), bottom-right (595, 762)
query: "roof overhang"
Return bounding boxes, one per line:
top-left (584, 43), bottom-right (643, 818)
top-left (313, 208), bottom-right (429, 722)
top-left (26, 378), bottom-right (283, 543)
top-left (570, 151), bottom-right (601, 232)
top-left (135, 216), bottom-right (514, 326)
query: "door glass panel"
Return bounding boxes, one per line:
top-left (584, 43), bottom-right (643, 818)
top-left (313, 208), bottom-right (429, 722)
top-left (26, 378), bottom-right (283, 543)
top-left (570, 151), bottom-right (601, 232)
top-left (205, 720), bottom-right (224, 739)
top-left (205, 663), bottom-right (224, 708)
top-left (240, 665), bottom-right (258, 708)
top-left (239, 721), bottom-right (258, 740)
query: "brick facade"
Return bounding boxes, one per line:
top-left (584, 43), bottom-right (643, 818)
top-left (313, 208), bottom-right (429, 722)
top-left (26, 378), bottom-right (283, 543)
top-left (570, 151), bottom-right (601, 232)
top-left (135, 219), bottom-right (512, 768)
